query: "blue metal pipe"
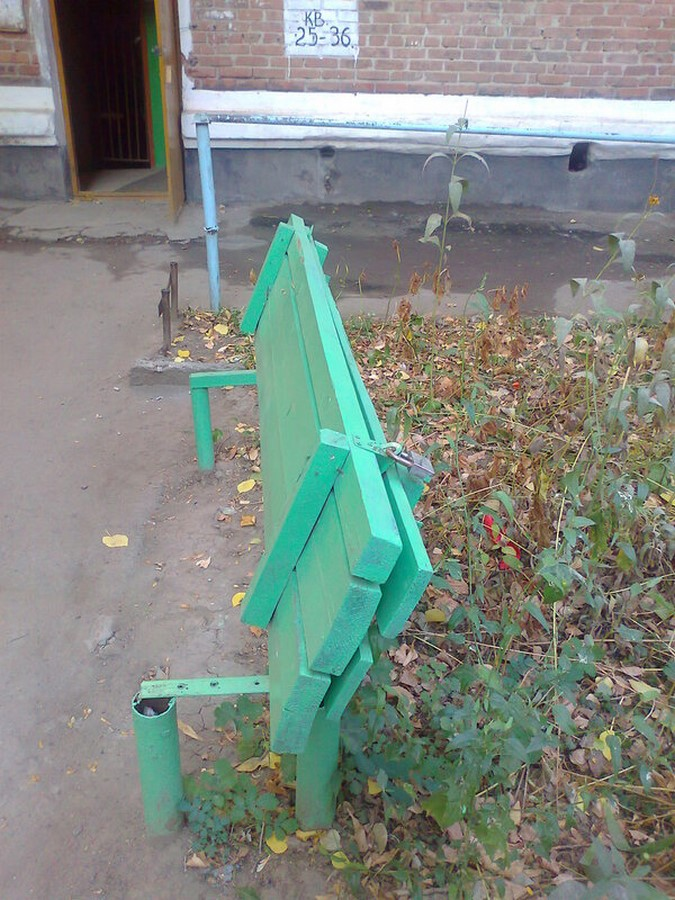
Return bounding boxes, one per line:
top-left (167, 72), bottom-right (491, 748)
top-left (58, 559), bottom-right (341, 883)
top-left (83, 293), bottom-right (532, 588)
top-left (195, 117), bottom-right (221, 312)
top-left (204, 113), bottom-right (674, 146)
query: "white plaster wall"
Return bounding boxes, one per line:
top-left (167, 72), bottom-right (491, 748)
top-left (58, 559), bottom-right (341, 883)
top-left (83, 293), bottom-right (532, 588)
top-left (0, 0), bottom-right (58, 145)
top-left (180, 90), bottom-right (675, 160)
top-left (0, 85), bottom-right (55, 144)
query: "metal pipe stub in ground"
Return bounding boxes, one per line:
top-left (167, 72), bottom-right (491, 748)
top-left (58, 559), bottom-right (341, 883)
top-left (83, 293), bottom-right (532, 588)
top-left (132, 695), bottom-right (183, 835)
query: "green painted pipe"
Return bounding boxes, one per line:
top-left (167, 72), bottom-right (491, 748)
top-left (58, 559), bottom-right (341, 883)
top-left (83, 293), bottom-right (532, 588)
top-left (132, 695), bottom-right (183, 835)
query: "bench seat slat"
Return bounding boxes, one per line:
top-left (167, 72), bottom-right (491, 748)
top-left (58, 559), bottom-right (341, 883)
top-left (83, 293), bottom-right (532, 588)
top-left (322, 636), bottom-right (374, 722)
top-left (268, 572), bottom-right (331, 754)
top-left (296, 492), bottom-right (381, 676)
top-left (326, 300), bottom-right (433, 638)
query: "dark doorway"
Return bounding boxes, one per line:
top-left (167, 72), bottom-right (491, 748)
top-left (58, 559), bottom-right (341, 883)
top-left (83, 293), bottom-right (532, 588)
top-left (52, 0), bottom-right (168, 195)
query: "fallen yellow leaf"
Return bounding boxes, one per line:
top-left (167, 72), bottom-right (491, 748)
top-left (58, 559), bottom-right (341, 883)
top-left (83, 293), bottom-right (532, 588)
top-left (178, 720), bottom-right (202, 741)
top-left (632, 337), bottom-right (648, 365)
top-left (102, 534), bottom-right (128, 548)
top-left (240, 515), bottom-right (256, 527)
top-left (236, 754), bottom-right (267, 773)
top-left (295, 829), bottom-right (319, 842)
top-left (268, 751), bottom-right (281, 770)
top-left (425, 608), bottom-right (446, 623)
top-left (237, 478), bottom-right (256, 493)
top-left (367, 777), bottom-right (383, 796)
top-left (266, 834), bottom-right (288, 854)
top-left (213, 323), bottom-right (229, 335)
top-left (593, 730), bottom-right (616, 761)
top-left (177, 349), bottom-right (190, 359)
top-left (232, 591), bottom-right (245, 607)
top-left (331, 851), bottom-right (351, 870)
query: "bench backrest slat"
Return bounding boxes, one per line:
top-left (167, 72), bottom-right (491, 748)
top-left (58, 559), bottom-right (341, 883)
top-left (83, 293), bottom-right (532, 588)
top-left (255, 260), bottom-right (324, 544)
top-left (286, 231), bottom-right (403, 583)
top-left (241, 222), bottom-right (294, 335)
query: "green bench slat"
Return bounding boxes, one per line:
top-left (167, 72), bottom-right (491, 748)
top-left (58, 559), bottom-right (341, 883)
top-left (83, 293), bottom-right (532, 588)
top-left (254, 289), bottom-right (290, 549)
top-left (326, 299), bottom-right (433, 638)
top-left (241, 429), bottom-right (348, 627)
top-left (286, 230), bottom-right (402, 584)
top-left (295, 492), bottom-right (381, 676)
top-left (257, 259), bottom-right (322, 544)
top-left (268, 572), bottom-right (331, 754)
top-left (374, 475), bottom-right (434, 638)
top-left (322, 636), bottom-right (374, 722)
top-left (241, 222), bottom-right (294, 335)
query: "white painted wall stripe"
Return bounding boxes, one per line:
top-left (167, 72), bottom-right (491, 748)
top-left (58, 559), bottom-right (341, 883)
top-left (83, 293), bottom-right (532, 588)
top-left (181, 90), bottom-right (675, 159)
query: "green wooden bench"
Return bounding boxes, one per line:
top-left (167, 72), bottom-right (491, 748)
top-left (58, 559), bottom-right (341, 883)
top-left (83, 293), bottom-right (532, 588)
top-left (133, 215), bottom-right (432, 834)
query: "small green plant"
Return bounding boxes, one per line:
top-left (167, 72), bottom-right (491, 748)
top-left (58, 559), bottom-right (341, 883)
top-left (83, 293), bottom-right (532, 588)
top-left (181, 697), bottom-right (294, 860)
top-left (417, 113), bottom-right (490, 400)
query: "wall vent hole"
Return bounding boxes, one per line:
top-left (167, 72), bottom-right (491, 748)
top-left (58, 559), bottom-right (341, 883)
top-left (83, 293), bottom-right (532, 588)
top-left (569, 142), bottom-right (590, 172)
top-left (319, 145), bottom-right (336, 160)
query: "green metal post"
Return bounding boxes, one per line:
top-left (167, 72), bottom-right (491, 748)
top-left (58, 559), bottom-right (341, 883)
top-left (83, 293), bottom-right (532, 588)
top-left (294, 709), bottom-right (341, 829)
top-left (190, 385), bottom-right (214, 471)
top-left (132, 695), bottom-right (183, 835)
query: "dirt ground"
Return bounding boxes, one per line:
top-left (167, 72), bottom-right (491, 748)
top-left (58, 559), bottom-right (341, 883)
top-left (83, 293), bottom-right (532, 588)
top-left (0, 234), bottom-right (339, 899)
top-left (0, 198), bottom-right (672, 899)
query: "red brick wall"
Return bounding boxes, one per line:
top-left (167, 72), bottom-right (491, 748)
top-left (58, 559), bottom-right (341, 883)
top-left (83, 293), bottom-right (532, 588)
top-left (186, 0), bottom-right (675, 100)
top-left (0, 15), bottom-right (41, 84)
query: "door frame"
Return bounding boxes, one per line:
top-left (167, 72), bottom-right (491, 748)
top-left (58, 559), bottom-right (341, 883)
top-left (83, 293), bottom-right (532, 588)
top-left (47, 0), bottom-right (184, 213)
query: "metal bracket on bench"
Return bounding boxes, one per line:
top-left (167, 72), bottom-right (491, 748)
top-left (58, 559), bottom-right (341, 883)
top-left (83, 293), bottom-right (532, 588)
top-left (137, 674), bottom-right (270, 700)
top-left (351, 435), bottom-right (434, 483)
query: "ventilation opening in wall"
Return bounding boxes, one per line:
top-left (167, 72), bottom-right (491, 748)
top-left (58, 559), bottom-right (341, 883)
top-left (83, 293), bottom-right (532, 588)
top-left (569, 142), bottom-right (591, 172)
top-left (320, 145), bottom-right (336, 160)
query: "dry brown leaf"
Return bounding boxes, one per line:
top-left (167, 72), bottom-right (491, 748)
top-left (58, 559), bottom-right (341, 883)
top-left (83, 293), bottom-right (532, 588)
top-left (177, 720), bottom-right (202, 741)
top-left (372, 822), bottom-right (388, 853)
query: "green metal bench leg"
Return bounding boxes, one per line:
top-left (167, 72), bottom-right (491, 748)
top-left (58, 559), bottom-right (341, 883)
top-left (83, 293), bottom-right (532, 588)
top-left (190, 371), bottom-right (258, 472)
top-left (191, 386), bottom-right (215, 471)
top-left (294, 709), bottom-right (341, 829)
top-left (132, 695), bottom-right (183, 835)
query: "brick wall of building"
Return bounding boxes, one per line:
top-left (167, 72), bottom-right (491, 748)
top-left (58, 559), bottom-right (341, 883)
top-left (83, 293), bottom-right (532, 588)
top-left (0, 20), bottom-right (41, 84)
top-left (186, 0), bottom-right (675, 100)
